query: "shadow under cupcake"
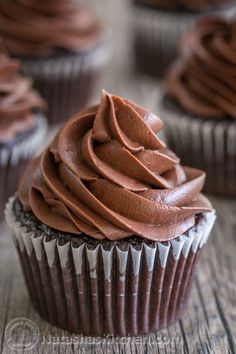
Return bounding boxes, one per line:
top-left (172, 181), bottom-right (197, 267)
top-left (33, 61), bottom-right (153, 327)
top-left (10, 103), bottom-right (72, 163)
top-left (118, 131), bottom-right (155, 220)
top-left (5, 90), bottom-right (215, 336)
top-left (0, 1), bottom-right (109, 125)
top-left (160, 16), bottom-right (236, 197)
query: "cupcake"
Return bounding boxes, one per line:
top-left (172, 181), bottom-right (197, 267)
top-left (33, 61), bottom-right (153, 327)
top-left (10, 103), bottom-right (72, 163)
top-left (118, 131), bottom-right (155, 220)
top-left (0, 1), bottom-right (109, 125)
top-left (132, 0), bottom-right (234, 78)
top-left (5, 91), bottom-right (215, 336)
top-left (0, 46), bottom-right (47, 219)
top-left (161, 16), bottom-right (236, 197)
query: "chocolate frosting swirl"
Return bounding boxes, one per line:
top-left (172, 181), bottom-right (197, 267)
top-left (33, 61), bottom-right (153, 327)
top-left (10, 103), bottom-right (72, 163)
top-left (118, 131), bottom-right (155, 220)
top-left (166, 17), bottom-right (236, 119)
top-left (0, 46), bottom-right (46, 143)
top-left (19, 91), bottom-right (211, 242)
top-left (135, 0), bottom-right (234, 11)
top-left (0, 0), bottom-right (102, 57)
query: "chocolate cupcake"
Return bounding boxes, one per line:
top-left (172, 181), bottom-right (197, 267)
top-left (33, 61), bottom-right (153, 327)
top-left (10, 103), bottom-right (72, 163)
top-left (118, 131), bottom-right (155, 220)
top-left (5, 91), bottom-right (215, 336)
top-left (132, 0), bottom-right (234, 78)
top-left (161, 16), bottom-right (236, 197)
top-left (0, 1), bottom-right (109, 125)
top-left (0, 47), bottom-right (47, 219)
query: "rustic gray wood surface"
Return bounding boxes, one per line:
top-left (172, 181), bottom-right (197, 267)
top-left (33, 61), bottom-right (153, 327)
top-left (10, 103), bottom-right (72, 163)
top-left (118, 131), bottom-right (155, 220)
top-left (1, 0), bottom-right (236, 353)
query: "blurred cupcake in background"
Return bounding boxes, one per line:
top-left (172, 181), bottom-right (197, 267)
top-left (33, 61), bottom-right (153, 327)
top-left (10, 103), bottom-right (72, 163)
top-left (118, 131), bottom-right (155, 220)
top-left (132, 0), bottom-right (235, 78)
top-left (0, 0), bottom-right (109, 125)
top-left (0, 45), bottom-right (47, 218)
top-left (160, 16), bottom-right (236, 197)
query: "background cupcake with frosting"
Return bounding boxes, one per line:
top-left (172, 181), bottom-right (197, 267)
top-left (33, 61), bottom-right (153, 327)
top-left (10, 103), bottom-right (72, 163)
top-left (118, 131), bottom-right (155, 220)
top-left (0, 45), bottom-right (47, 218)
top-left (132, 0), bottom-right (235, 78)
top-left (160, 16), bottom-right (236, 197)
top-left (0, 0), bottom-right (109, 125)
top-left (5, 91), bottom-right (215, 336)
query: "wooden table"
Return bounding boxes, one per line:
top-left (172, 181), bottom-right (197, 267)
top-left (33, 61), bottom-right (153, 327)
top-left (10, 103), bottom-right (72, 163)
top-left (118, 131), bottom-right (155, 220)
top-left (1, 1), bottom-right (236, 353)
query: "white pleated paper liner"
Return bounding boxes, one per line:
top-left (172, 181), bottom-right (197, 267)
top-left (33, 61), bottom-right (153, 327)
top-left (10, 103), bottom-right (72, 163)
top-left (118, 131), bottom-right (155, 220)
top-left (159, 95), bottom-right (236, 197)
top-left (132, 4), bottom-right (234, 78)
top-left (18, 43), bottom-right (110, 125)
top-left (5, 196), bottom-right (216, 336)
top-left (0, 116), bottom-right (47, 219)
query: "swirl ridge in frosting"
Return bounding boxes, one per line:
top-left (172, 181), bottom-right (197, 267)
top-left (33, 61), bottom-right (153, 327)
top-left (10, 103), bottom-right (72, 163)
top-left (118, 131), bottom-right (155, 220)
top-left (0, 45), bottom-right (46, 143)
top-left (166, 16), bottom-right (236, 119)
top-left (0, 0), bottom-right (102, 57)
top-left (19, 91), bottom-right (212, 242)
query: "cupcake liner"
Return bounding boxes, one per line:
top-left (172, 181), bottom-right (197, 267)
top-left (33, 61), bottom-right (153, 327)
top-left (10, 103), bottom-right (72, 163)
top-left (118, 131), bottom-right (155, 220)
top-left (19, 44), bottom-right (110, 125)
top-left (0, 116), bottom-right (47, 218)
top-left (133, 6), bottom-right (197, 77)
top-left (160, 97), bottom-right (236, 197)
top-left (5, 197), bottom-right (216, 336)
top-left (132, 5), bottom-right (233, 78)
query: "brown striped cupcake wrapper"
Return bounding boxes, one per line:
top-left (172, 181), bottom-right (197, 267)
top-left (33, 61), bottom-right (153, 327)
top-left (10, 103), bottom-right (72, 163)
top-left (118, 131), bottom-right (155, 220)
top-left (161, 100), bottom-right (236, 197)
top-left (132, 5), bottom-right (233, 78)
top-left (133, 6), bottom-right (198, 78)
top-left (0, 116), bottom-right (47, 219)
top-left (20, 43), bottom-right (110, 125)
top-left (5, 197), bottom-right (216, 336)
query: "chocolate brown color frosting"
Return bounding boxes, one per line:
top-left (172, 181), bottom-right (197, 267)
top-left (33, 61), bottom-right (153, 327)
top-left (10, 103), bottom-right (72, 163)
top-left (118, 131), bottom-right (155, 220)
top-left (166, 17), bottom-right (236, 119)
top-left (135, 0), bottom-right (234, 11)
top-left (0, 0), bottom-right (102, 57)
top-left (19, 91), bottom-right (212, 242)
top-left (0, 46), bottom-right (46, 143)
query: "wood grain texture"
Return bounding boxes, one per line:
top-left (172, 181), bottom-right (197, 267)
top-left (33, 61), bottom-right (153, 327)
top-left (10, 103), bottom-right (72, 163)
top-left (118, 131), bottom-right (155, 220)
top-left (0, 0), bottom-right (236, 353)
